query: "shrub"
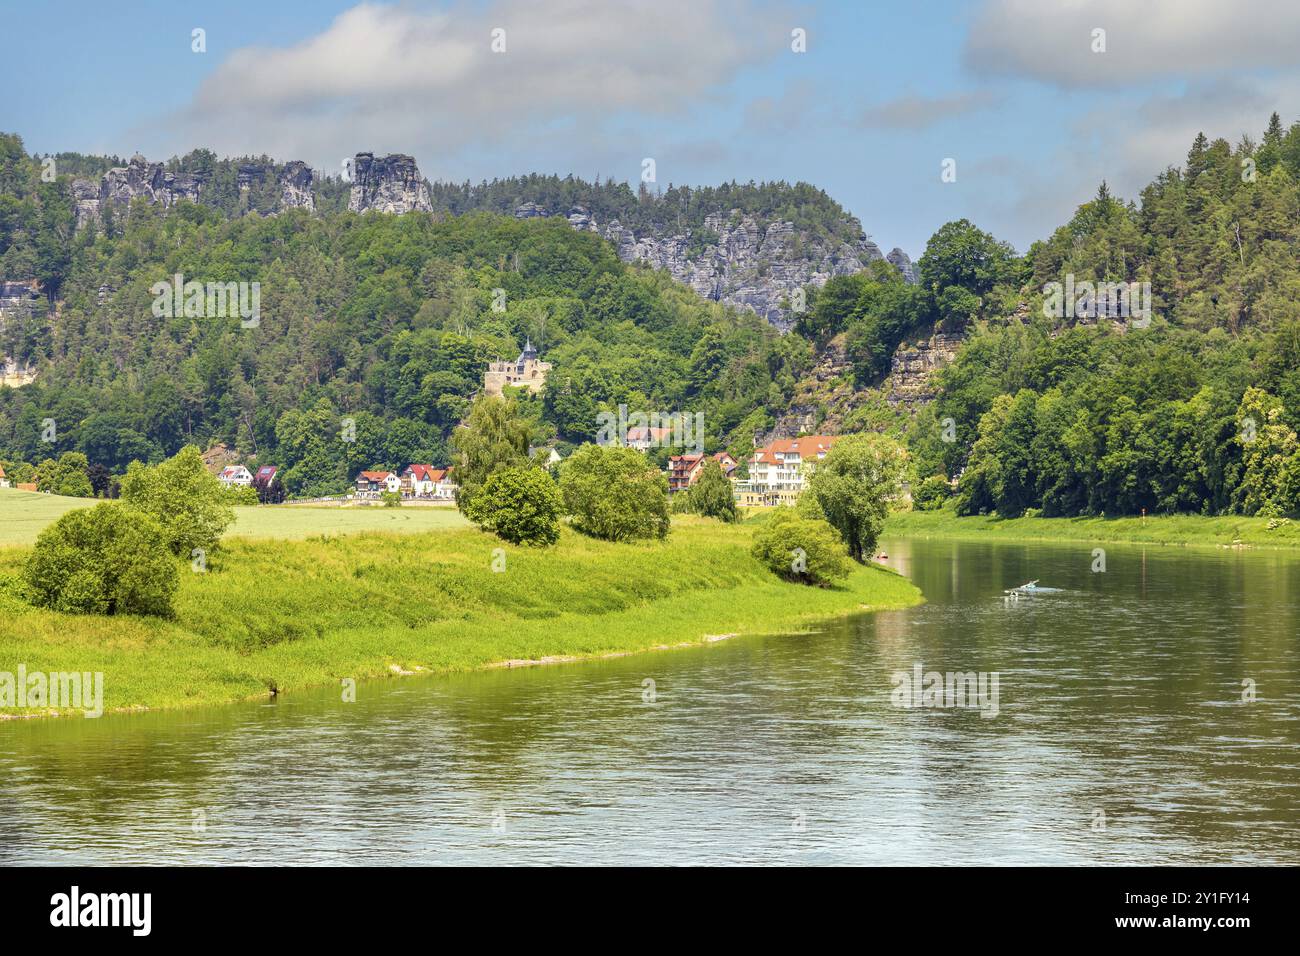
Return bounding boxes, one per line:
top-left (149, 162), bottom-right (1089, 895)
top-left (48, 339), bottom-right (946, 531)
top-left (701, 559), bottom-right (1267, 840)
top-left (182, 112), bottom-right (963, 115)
top-left (750, 508), bottom-right (852, 587)
top-left (118, 446), bottom-right (235, 556)
top-left (23, 503), bottom-right (179, 616)
top-left (380, 490), bottom-right (402, 508)
top-left (686, 459), bottom-right (738, 522)
top-left (912, 474), bottom-right (952, 511)
top-left (465, 465), bottom-right (562, 545)
top-left (225, 483), bottom-right (260, 506)
top-left (559, 444), bottom-right (670, 541)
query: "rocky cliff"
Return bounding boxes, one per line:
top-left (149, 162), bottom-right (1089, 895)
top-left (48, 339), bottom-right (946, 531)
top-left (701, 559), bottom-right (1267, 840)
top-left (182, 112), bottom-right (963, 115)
top-left (887, 247), bottom-right (917, 284)
top-left (278, 160), bottom-right (316, 212)
top-left (348, 153), bottom-right (431, 214)
top-left (884, 331), bottom-right (966, 408)
top-left (72, 154), bottom-right (315, 225)
top-left (521, 202), bottom-right (909, 332)
top-left (97, 153), bottom-right (206, 212)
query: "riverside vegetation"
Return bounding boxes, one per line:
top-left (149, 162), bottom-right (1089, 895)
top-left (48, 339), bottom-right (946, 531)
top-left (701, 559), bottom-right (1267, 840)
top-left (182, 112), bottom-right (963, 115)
top-left (0, 513), bottom-right (920, 717)
top-left (2, 399), bottom-right (916, 716)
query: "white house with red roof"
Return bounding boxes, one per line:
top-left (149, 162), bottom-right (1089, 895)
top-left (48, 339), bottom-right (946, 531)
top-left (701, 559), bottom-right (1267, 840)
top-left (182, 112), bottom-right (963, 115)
top-left (401, 464), bottom-right (439, 497)
top-left (746, 436), bottom-right (839, 504)
top-left (218, 464), bottom-right (254, 488)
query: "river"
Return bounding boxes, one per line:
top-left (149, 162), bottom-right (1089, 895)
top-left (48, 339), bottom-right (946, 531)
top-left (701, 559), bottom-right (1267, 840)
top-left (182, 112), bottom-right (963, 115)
top-left (2, 536), bottom-right (1298, 865)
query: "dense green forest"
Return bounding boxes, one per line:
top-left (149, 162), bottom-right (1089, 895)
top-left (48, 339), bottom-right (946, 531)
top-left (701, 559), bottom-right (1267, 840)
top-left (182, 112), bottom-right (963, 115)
top-left (901, 115), bottom-right (1300, 518)
top-left (3, 114), bottom-right (1300, 515)
top-left (428, 174), bottom-right (870, 247)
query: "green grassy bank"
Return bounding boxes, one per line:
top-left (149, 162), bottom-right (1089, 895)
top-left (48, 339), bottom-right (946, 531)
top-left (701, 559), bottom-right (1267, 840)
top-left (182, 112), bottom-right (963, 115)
top-left (885, 508), bottom-right (1300, 550)
top-left (0, 517), bottom-right (921, 718)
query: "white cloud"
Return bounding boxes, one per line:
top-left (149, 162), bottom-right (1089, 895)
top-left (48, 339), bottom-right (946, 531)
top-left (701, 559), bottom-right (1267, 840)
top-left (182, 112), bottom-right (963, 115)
top-left (957, 77), bottom-right (1300, 250)
top-left (171, 0), bottom-right (787, 176)
top-left (966, 0), bottom-right (1300, 89)
top-left (857, 90), bottom-right (1002, 130)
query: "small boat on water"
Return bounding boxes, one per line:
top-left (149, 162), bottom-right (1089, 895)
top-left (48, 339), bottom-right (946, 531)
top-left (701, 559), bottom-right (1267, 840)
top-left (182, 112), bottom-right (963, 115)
top-left (1005, 580), bottom-right (1040, 594)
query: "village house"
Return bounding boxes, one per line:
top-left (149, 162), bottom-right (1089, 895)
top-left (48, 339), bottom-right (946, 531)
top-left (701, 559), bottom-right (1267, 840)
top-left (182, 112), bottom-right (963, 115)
top-left (398, 465), bottom-right (458, 499)
top-left (401, 464), bottom-right (436, 497)
top-left (254, 465), bottom-right (278, 486)
top-left (742, 436), bottom-right (839, 506)
top-left (483, 339), bottom-right (551, 396)
top-left (0, 465), bottom-right (8, 489)
top-left (432, 468), bottom-right (457, 499)
top-left (530, 446), bottom-right (563, 467)
top-left (356, 470), bottom-right (401, 497)
top-left (667, 452), bottom-right (739, 493)
top-left (625, 426), bottom-right (674, 452)
top-left (217, 465), bottom-right (254, 488)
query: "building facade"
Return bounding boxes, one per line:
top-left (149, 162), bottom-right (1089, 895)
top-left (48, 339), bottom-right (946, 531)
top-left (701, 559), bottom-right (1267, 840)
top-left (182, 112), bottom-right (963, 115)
top-left (746, 436), bottom-right (839, 505)
top-left (484, 339), bottom-right (551, 397)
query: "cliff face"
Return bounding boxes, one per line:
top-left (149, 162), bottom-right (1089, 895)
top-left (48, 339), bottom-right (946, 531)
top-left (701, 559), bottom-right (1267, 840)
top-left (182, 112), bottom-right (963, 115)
top-left (72, 154), bottom-right (315, 225)
top-left (278, 160), bottom-right (315, 212)
top-left (884, 331), bottom-right (966, 408)
top-left (97, 154), bottom-right (206, 212)
top-left (887, 247), bottom-right (917, 284)
top-left (347, 153), bottom-right (431, 214)
top-left (524, 203), bottom-right (908, 332)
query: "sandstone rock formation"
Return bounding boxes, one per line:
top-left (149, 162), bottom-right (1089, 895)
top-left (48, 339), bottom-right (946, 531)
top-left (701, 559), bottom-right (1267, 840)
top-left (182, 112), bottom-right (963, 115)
top-left (71, 178), bottom-right (101, 229)
top-left (514, 203), bottom-right (900, 332)
top-left (99, 154), bottom-right (206, 212)
top-left (73, 154), bottom-right (316, 226)
top-left (278, 160), bottom-right (315, 211)
top-left (887, 247), bottom-right (918, 284)
top-left (348, 153), bottom-right (432, 214)
top-left (884, 331), bottom-right (966, 408)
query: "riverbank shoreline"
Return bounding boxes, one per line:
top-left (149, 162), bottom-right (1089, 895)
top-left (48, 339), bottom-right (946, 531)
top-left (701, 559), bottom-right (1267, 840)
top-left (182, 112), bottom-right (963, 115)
top-left (885, 509), bottom-right (1300, 550)
top-left (0, 518), bottom-right (922, 720)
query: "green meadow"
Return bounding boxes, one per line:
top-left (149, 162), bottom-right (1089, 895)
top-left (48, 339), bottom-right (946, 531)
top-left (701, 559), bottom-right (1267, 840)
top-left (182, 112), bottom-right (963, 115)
top-left (885, 508), bottom-right (1300, 550)
top-left (0, 512), bottom-right (921, 718)
top-left (0, 489), bottom-right (469, 547)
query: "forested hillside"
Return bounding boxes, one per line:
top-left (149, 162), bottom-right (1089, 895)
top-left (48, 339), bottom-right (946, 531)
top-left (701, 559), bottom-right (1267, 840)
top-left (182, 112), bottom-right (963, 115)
top-left (0, 135), bottom-right (810, 494)
top-left (901, 115), bottom-right (1300, 519)
top-left (3, 114), bottom-right (1300, 516)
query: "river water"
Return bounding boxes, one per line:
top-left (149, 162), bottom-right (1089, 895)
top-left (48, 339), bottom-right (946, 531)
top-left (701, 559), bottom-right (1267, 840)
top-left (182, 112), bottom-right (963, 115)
top-left (2, 537), bottom-right (1298, 865)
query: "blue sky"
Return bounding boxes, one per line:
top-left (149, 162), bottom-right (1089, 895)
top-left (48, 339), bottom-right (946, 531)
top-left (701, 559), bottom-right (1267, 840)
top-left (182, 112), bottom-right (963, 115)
top-left (4, 0), bottom-right (1299, 256)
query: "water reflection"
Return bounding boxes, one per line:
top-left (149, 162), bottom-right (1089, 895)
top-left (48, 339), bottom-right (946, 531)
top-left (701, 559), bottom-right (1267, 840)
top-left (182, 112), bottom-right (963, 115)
top-left (2, 538), bottom-right (1297, 865)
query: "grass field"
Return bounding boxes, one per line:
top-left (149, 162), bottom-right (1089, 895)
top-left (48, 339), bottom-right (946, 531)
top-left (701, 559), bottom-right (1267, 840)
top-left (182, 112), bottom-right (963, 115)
top-left (0, 516), bottom-right (922, 718)
top-left (0, 489), bottom-right (468, 547)
top-left (885, 508), bottom-right (1300, 549)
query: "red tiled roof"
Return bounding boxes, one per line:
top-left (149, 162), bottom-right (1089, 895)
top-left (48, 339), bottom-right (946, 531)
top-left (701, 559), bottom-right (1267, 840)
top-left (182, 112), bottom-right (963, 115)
top-left (404, 464), bottom-right (438, 481)
top-left (359, 470), bottom-right (393, 481)
top-left (750, 435), bottom-right (839, 464)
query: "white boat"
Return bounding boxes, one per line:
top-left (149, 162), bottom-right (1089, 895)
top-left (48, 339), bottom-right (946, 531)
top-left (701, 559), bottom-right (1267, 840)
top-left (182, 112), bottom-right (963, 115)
top-left (1005, 580), bottom-right (1040, 594)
